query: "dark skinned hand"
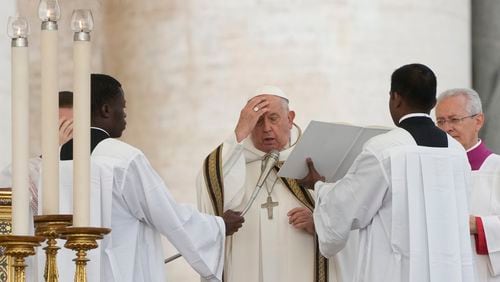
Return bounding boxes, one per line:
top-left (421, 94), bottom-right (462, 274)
top-left (297, 158), bottom-right (325, 189)
top-left (222, 210), bottom-right (245, 236)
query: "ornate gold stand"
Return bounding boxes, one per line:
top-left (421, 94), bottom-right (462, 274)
top-left (60, 227), bottom-right (110, 282)
top-left (0, 235), bottom-right (44, 282)
top-left (34, 214), bottom-right (73, 282)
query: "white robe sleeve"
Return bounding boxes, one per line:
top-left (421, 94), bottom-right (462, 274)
top-left (482, 215), bottom-right (500, 276)
top-left (197, 133), bottom-right (247, 213)
top-left (122, 153), bottom-right (225, 281)
top-left (313, 147), bottom-right (389, 257)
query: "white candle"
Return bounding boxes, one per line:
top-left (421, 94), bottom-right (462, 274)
top-left (72, 26), bottom-right (92, 227)
top-left (9, 17), bottom-right (30, 235)
top-left (40, 21), bottom-right (59, 215)
top-left (72, 38), bottom-right (91, 227)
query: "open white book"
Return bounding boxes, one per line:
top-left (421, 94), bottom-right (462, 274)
top-left (277, 120), bottom-right (391, 182)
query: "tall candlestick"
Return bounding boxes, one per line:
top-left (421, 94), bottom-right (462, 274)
top-left (71, 9), bottom-right (93, 227)
top-left (39, 0), bottom-right (61, 215)
top-left (8, 16), bottom-right (31, 235)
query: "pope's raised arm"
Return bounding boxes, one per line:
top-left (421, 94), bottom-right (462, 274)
top-left (234, 96), bottom-right (270, 142)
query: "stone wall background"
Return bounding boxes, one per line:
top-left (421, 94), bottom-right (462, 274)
top-left (472, 0), bottom-right (500, 152)
top-left (2, 0), bottom-right (473, 281)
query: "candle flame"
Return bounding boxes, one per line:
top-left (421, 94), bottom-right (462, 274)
top-left (47, 9), bottom-right (54, 20)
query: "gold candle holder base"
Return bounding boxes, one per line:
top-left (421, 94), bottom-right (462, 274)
top-left (60, 227), bottom-right (111, 282)
top-left (34, 214), bottom-right (73, 282)
top-left (0, 235), bottom-right (45, 282)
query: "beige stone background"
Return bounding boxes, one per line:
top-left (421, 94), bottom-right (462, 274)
top-left (0, 0), bottom-right (479, 281)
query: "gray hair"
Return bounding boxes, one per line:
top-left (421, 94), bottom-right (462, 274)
top-left (437, 88), bottom-right (483, 115)
top-left (280, 97), bottom-right (290, 112)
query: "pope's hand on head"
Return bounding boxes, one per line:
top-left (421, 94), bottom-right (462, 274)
top-left (297, 158), bottom-right (325, 189)
top-left (234, 97), bottom-right (270, 142)
top-left (222, 210), bottom-right (245, 236)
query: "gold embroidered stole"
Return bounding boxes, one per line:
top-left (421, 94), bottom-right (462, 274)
top-left (203, 144), bottom-right (225, 281)
top-left (275, 165), bottom-right (329, 282)
top-left (203, 144), bottom-right (225, 217)
top-left (202, 145), bottom-right (329, 282)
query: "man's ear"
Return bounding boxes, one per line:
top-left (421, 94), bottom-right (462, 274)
top-left (391, 92), bottom-right (403, 108)
top-left (288, 110), bottom-right (296, 128)
top-left (100, 104), bottom-right (112, 118)
top-left (475, 112), bottom-right (485, 131)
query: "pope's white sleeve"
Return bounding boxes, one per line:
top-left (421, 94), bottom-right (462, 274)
top-left (313, 148), bottom-right (388, 257)
top-left (482, 215), bottom-right (500, 276)
top-left (122, 153), bottom-right (225, 281)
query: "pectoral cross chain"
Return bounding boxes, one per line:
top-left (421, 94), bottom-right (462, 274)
top-left (261, 195), bottom-right (279, 219)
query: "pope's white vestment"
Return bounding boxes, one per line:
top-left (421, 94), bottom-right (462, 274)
top-left (45, 138), bottom-right (225, 282)
top-left (314, 127), bottom-right (475, 282)
top-left (197, 132), bottom-right (358, 282)
top-left (470, 152), bottom-right (500, 281)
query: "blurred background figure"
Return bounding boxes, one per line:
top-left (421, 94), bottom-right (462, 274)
top-left (58, 90), bottom-right (73, 146)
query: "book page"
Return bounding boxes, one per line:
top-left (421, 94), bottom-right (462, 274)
top-left (331, 127), bottom-right (389, 181)
top-left (277, 121), bottom-right (390, 182)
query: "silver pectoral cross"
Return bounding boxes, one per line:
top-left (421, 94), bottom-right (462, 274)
top-left (261, 195), bottom-right (279, 219)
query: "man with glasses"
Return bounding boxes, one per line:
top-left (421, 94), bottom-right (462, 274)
top-left (436, 88), bottom-right (500, 281)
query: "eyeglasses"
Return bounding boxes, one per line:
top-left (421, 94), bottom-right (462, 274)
top-left (436, 114), bottom-right (478, 127)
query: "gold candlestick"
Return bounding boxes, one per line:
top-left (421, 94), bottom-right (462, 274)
top-left (60, 227), bottom-right (110, 282)
top-left (0, 235), bottom-right (44, 282)
top-left (34, 214), bottom-right (73, 282)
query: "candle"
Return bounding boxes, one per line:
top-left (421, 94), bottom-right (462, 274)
top-left (39, 0), bottom-right (61, 215)
top-left (8, 16), bottom-right (30, 235)
top-left (71, 9), bottom-right (93, 227)
top-left (38, 0), bottom-right (60, 22)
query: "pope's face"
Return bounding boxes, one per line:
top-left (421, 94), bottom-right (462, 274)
top-left (251, 95), bottom-right (295, 153)
top-left (435, 94), bottom-right (483, 150)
